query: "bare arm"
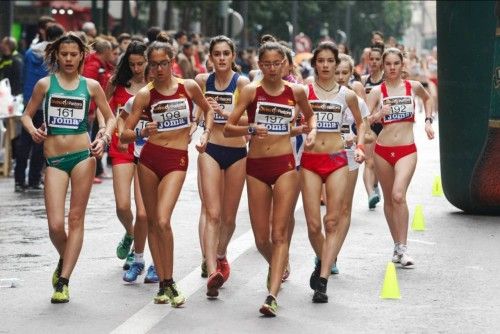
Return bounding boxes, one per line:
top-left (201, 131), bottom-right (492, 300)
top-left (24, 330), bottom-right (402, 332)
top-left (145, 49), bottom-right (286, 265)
top-left (224, 84), bottom-right (263, 137)
top-left (346, 90), bottom-right (365, 162)
top-left (120, 88), bottom-right (150, 144)
top-left (185, 79), bottom-right (214, 152)
top-left (366, 86), bottom-right (384, 125)
top-left (88, 79), bottom-right (116, 158)
top-left (293, 84), bottom-right (316, 149)
top-left (20, 77), bottom-right (49, 143)
top-left (413, 80), bottom-right (435, 140)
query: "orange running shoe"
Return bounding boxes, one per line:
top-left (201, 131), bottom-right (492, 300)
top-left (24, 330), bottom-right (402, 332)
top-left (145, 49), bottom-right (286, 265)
top-left (217, 257), bottom-right (230, 282)
top-left (206, 272), bottom-right (224, 298)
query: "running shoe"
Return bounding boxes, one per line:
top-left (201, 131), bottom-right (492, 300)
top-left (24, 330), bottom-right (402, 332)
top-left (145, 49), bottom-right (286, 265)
top-left (392, 244), bottom-right (401, 263)
top-left (399, 245), bottom-right (415, 267)
top-left (123, 262), bottom-right (145, 283)
top-left (200, 259), bottom-right (208, 278)
top-left (154, 287), bottom-right (169, 304)
top-left (52, 259), bottom-right (63, 288)
top-left (374, 185), bottom-right (381, 197)
top-left (310, 258), bottom-right (323, 290)
top-left (122, 251), bottom-right (135, 270)
top-left (14, 183), bottom-right (26, 193)
top-left (217, 257), bottom-right (230, 282)
top-left (51, 282), bottom-right (69, 304)
top-left (144, 265), bottom-right (159, 284)
top-left (312, 279), bottom-right (328, 303)
top-left (206, 272), bottom-right (224, 298)
top-left (116, 234), bottom-right (134, 260)
top-left (259, 295), bottom-right (278, 317)
top-left (315, 256), bottom-right (338, 275)
top-left (165, 283), bottom-right (185, 308)
top-left (368, 192), bottom-right (380, 209)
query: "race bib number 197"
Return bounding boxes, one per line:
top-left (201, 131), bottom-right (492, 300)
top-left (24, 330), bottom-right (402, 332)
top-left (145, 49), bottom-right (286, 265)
top-left (255, 101), bottom-right (294, 135)
top-left (47, 95), bottom-right (86, 129)
top-left (151, 98), bottom-right (190, 132)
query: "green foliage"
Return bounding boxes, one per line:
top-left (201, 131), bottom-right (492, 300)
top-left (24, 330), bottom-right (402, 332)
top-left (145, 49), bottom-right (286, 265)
top-left (169, 0), bottom-right (412, 55)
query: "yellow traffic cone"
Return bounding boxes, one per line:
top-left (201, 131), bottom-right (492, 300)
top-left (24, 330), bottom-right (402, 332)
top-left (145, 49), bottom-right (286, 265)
top-left (432, 176), bottom-right (444, 197)
top-left (380, 262), bottom-right (401, 299)
top-left (411, 204), bottom-right (426, 231)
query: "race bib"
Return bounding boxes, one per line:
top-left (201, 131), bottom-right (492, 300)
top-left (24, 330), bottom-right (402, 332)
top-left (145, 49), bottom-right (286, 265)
top-left (47, 95), bottom-right (86, 129)
top-left (255, 101), bottom-right (294, 135)
top-left (205, 91), bottom-right (234, 124)
top-left (310, 100), bottom-right (343, 132)
top-left (340, 123), bottom-right (352, 149)
top-left (383, 96), bottom-right (414, 123)
top-left (151, 98), bottom-right (190, 132)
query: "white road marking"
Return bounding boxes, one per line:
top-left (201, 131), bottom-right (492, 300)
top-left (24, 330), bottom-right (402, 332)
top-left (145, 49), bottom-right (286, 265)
top-left (407, 238), bottom-right (436, 245)
top-left (112, 196), bottom-right (303, 333)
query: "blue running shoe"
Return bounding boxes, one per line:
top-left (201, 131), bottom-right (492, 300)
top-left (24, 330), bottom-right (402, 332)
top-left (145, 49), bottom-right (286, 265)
top-left (123, 262), bottom-right (144, 282)
top-left (144, 265), bottom-right (159, 284)
top-left (122, 251), bottom-right (134, 270)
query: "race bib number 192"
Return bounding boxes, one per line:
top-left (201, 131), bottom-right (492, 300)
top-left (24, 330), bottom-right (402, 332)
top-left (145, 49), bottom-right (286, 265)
top-left (383, 96), bottom-right (414, 123)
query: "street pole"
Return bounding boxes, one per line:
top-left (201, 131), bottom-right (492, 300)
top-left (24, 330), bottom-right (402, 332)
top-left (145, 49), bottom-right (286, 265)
top-left (122, 0), bottom-right (131, 34)
top-left (345, 1), bottom-right (353, 46)
top-left (102, 0), bottom-right (109, 35)
top-left (0, 0), bottom-right (13, 39)
top-left (292, 0), bottom-right (298, 43)
top-left (241, 0), bottom-right (248, 49)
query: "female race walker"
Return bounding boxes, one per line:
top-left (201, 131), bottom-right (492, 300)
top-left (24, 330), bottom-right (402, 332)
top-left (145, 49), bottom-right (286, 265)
top-left (21, 33), bottom-right (115, 303)
top-left (121, 40), bottom-right (214, 307)
top-left (366, 47), bottom-right (434, 267)
top-left (195, 35), bottom-right (250, 298)
top-left (106, 41), bottom-right (158, 283)
top-left (362, 45), bottom-right (384, 209)
top-left (224, 42), bottom-right (316, 317)
top-left (302, 42), bottom-right (365, 303)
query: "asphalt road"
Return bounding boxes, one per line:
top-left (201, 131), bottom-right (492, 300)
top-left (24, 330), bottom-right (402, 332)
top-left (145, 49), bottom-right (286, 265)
top-left (1, 112), bottom-right (499, 333)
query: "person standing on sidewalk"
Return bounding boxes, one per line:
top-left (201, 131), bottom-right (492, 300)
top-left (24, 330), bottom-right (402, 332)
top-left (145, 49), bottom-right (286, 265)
top-left (14, 24), bottom-right (64, 192)
top-left (21, 33), bottom-right (115, 303)
top-left (366, 47), bottom-right (434, 267)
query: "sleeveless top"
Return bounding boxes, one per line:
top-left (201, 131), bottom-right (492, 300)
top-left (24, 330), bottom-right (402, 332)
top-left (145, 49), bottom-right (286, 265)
top-left (109, 85), bottom-right (133, 116)
top-left (364, 74), bottom-right (383, 94)
top-left (380, 80), bottom-right (415, 125)
top-left (143, 79), bottom-right (194, 132)
top-left (247, 82), bottom-right (296, 135)
top-left (204, 72), bottom-right (239, 124)
top-left (307, 83), bottom-right (348, 133)
top-left (43, 74), bottom-right (90, 135)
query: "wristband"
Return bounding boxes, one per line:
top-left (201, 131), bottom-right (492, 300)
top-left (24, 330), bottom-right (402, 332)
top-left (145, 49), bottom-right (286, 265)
top-left (356, 144), bottom-right (365, 153)
top-left (425, 117), bottom-right (433, 124)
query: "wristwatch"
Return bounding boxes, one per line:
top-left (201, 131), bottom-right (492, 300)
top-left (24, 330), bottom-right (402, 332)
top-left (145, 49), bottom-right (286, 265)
top-left (247, 126), bottom-right (257, 136)
top-left (425, 117), bottom-right (433, 124)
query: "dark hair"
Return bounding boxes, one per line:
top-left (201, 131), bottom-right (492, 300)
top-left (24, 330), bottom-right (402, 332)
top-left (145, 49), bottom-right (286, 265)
top-left (174, 30), bottom-right (187, 40)
top-left (147, 41), bottom-right (174, 60)
top-left (338, 43), bottom-right (350, 55)
top-left (38, 15), bottom-right (55, 30)
top-left (156, 31), bottom-right (172, 44)
top-left (371, 43), bottom-right (385, 55)
top-left (182, 42), bottom-right (193, 50)
top-left (146, 27), bottom-right (162, 44)
top-left (372, 30), bottom-right (384, 40)
top-left (382, 47), bottom-right (404, 64)
top-left (112, 41), bottom-right (147, 87)
top-left (260, 34), bottom-right (277, 45)
top-left (46, 24), bottom-right (65, 42)
top-left (258, 41), bottom-right (285, 60)
top-left (44, 33), bottom-right (89, 73)
top-left (209, 35), bottom-right (239, 72)
top-left (117, 33), bottom-right (131, 44)
top-left (311, 41), bottom-right (340, 75)
top-left (131, 34), bottom-right (145, 43)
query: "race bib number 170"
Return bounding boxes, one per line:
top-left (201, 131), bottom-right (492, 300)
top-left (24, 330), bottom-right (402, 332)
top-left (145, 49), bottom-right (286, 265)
top-left (310, 100), bottom-right (343, 132)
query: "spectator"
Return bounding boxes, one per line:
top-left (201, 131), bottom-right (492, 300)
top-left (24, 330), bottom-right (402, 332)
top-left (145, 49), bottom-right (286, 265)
top-left (117, 33), bottom-right (132, 53)
top-left (177, 42), bottom-right (197, 79)
top-left (14, 24), bottom-right (65, 192)
top-left (82, 22), bottom-right (97, 44)
top-left (82, 38), bottom-right (114, 183)
top-left (30, 15), bottom-right (56, 47)
top-left (0, 37), bottom-right (24, 96)
top-left (146, 26), bottom-right (162, 45)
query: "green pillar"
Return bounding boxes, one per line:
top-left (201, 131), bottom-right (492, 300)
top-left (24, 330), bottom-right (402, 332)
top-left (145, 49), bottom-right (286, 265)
top-left (437, 1), bottom-right (498, 214)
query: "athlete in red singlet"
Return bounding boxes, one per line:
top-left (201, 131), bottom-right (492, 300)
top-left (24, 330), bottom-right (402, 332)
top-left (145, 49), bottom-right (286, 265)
top-left (366, 47), bottom-right (435, 268)
top-left (121, 40), bottom-right (214, 308)
top-left (224, 42), bottom-right (316, 317)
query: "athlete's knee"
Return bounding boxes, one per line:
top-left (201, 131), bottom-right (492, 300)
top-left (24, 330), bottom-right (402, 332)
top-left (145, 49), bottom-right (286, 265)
top-left (391, 191), bottom-right (406, 205)
top-left (67, 211), bottom-right (85, 230)
top-left (323, 213), bottom-right (341, 234)
top-left (254, 234), bottom-right (270, 252)
top-left (157, 218), bottom-right (172, 232)
top-left (136, 211), bottom-right (147, 224)
top-left (116, 202), bottom-right (132, 219)
top-left (307, 220), bottom-right (322, 238)
top-left (205, 207), bottom-right (221, 226)
top-left (48, 219), bottom-right (65, 236)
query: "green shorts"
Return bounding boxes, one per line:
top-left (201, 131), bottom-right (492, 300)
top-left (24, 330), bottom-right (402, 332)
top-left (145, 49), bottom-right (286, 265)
top-left (46, 149), bottom-right (92, 175)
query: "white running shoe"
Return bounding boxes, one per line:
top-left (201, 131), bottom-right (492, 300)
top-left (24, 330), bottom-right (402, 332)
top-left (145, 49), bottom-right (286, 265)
top-left (398, 245), bottom-right (415, 267)
top-left (392, 243), bottom-right (401, 263)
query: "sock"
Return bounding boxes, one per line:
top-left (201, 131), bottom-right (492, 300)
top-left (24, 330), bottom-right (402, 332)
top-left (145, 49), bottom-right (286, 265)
top-left (164, 278), bottom-right (174, 286)
top-left (318, 277), bottom-right (328, 292)
top-left (57, 258), bottom-right (63, 274)
top-left (134, 252), bottom-right (144, 263)
top-left (216, 254), bottom-right (226, 260)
